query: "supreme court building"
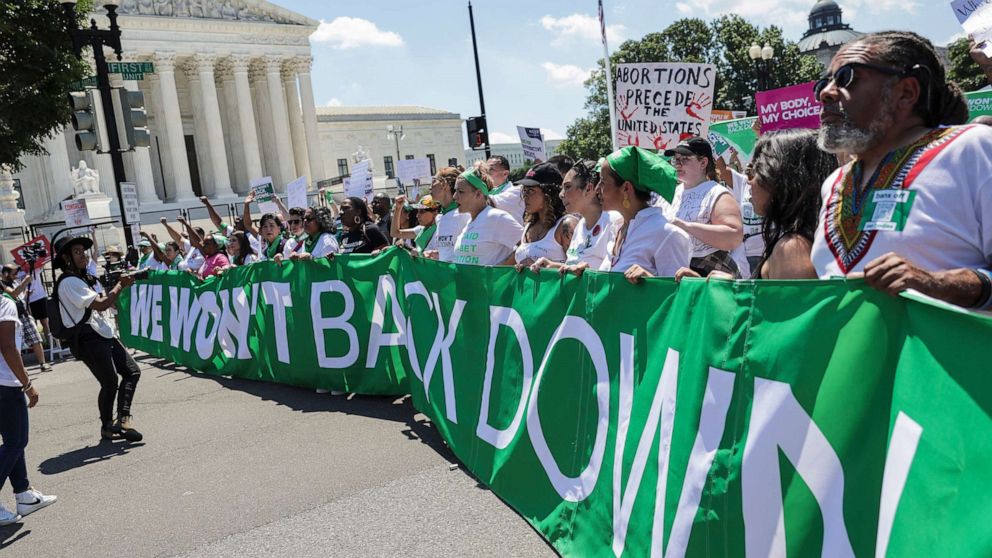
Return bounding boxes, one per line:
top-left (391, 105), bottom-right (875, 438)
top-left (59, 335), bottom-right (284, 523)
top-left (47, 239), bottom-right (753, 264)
top-left (9, 1), bottom-right (465, 232)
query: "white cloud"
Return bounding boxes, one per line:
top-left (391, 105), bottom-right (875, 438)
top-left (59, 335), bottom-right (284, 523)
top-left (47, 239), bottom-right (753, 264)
top-left (325, 98), bottom-right (342, 107)
top-left (542, 128), bottom-right (564, 140)
top-left (490, 131), bottom-right (518, 144)
top-left (541, 62), bottom-right (592, 88)
top-left (671, 0), bottom-right (919, 33)
top-left (540, 13), bottom-right (626, 46)
top-left (310, 17), bottom-right (404, 49)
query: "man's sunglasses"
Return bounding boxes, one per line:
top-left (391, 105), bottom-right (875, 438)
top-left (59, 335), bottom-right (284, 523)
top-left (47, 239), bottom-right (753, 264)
top-left (287, 219), bottom-right (303, 225)
top-left (813, 62), bottom-right (913, 99)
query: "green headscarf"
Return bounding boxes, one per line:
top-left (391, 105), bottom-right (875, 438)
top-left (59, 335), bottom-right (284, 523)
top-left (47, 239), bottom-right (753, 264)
top-left (597, 146), bottom-right (678, 203)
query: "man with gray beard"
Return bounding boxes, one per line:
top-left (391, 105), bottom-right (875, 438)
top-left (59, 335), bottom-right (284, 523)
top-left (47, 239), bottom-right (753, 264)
top-left (810, 31), bottom-right (992, 311)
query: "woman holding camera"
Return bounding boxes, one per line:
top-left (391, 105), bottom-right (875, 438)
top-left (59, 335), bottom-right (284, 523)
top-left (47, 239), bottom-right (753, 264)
top-left (54, 236), bottom-right (143, 442)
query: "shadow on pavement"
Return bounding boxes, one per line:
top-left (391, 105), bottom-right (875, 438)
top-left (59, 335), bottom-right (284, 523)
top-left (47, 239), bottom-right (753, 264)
top-left (187, 371), bottom-right (455, 461)
top-left (0, 523), bottom-right (28, 549)
top-left (37, 440), bottom-right (147, 476)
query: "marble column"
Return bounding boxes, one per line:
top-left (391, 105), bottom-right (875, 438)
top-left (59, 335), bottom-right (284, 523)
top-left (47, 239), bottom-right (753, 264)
top-left (215, 60), bottom-right (246, 193)
top-left (230, 55), bottom-right (263, 185)
top-left (90, 151), bottom-right (117, 203)
top-left (189, 54), bottom-right (234, 199)
top-left (122, 79), bottom-right (160, 205)
top-left (282, 60), bottom-right (310, 186)
top-left (44, 128), bottom-right (75, 208)
top-left (262, 55), bottom-right (296, 191)
top-left (152, 52), bottom-right (196, 202)
top-left (296, 56), bottom-right (326, 186)
top-left (145, 73), bottom-right (172, 201)
top-left (181, 59), bottom-right (212, 194)
top-left (250, 63), bottom-right (276, 180)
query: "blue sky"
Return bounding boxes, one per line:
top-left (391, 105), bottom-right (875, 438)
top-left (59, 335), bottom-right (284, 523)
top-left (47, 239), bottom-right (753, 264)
top-left (274, 0), bottom-right (964, 144)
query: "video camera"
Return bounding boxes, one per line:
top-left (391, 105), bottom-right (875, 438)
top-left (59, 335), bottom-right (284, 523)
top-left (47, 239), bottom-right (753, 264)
top-left (20, 242), bottom-right (48, 265)
top-left (100, 264), bottom-right (150, 290)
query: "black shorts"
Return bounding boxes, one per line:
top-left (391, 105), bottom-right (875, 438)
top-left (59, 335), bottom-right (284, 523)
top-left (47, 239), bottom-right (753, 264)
top-left (29, 298), bottom-right (48, 321)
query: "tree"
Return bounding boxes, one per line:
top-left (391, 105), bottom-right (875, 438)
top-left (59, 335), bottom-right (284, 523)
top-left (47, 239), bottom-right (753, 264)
top-left (0, 0), bottom-right (90, 170)
top-left (557, 16), bottom-right (822, 160)
top-left (947, 36), bottom-right (988, 92)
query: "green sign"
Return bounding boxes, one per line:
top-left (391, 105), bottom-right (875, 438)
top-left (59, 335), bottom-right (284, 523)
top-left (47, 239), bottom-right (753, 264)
top-left (708, 116), bottom-right (758, 162)
top-left (965, 89), bottom-right (992, 121)
top-left (70, 76), bottom-right (97, 90)
top-left (107, 61), bottom-right (155, 74)
top-left (119, 251), bottom-right (992, 557)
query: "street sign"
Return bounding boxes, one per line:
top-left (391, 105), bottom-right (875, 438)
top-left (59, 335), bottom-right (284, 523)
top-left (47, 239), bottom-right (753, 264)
top-left (107, 62), bottom-right (155, 81)
top-left (70, 76), bottom-right (98, 90)
top-left (120, 182), bottom-right (140, 225)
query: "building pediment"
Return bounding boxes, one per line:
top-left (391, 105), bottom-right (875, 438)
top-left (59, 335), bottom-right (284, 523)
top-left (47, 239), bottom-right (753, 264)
top-left (114, 0), bottom-right (318, 27)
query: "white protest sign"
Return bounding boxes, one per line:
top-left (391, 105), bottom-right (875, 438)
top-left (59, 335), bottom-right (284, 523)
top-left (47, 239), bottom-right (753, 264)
top-left (952, 0), bottom-right (992, 55)
top-left (614, 62), bottom-right (716, 151)
top-left (286, 176), bottom-right (308, 209)
top-left (397, 158), bottom-right (431, 185)
top-left (344, 160), bottom-right (374, 202)
top-left (249, 177), bottom-right (278, 214)
top-left (120, 182), bottom-right (140, 225)
top-left (61, 199), bottom-right (91, 228)
top-left (516, 126), bottom-right (547, 161)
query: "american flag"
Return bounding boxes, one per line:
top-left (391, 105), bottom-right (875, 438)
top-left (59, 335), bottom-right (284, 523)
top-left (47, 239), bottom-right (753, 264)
top-left (598, 0), bottom-right (608, 47)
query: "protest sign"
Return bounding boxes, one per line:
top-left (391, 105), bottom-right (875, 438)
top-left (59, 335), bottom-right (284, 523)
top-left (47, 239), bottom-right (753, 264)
top-left (397, 158), bottom-right (431, 185)
top-left (286, 176), bottom-right (308, 209)
top-left (121, 251), bottom-right (992, 558)
top-left (708, 116), bottom-right (758, 163)
top-left (10, 235), bottom-right (52, 272)
top-left (755, 81), bottom-right (822, 132)
top-left (344, 160), bottom-right (374, 202)
top-left (61, 198), bottom-right (90, 228)
top-left (516, 126), bottom-right (547, 161)
top-left (614, 62), bottom-right (716, 150)
top-left (709, 109), bottom-right (748, 122)
top-left (249, 177), bottom-right (278, 214)
top-left (966, 89), bottom-right (992, 120)
top-left (120, 182), bottom-right (140, 226)
top-left (951, 0), bottom-right (992, 55)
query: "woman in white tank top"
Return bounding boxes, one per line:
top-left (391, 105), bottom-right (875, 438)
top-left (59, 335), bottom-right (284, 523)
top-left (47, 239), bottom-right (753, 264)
top-left (510, 162), bottom-right (577, 266)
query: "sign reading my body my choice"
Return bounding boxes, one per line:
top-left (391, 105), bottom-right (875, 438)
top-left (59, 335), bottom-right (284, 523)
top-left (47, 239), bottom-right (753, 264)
top-left (614, 62), bottom-right (716, 150)
top-left (755, 81), bottom-right (823, 132)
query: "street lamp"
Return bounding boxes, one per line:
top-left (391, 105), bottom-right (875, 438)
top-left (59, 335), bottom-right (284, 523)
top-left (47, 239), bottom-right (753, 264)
top-left (61, 0), bottom-right (137, 248)
top-left (749, 42), bottom-right (776, 92)
top-left (385, 124), bottom-right (404, 180)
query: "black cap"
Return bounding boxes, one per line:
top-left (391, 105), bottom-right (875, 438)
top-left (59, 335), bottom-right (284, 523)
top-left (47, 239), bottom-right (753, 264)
top-left (514, 162), bottom-right (562, 187)
top-left (663, 137), bottom-right (714, 161)
top-left (52, 236), bottom-right (93, 271)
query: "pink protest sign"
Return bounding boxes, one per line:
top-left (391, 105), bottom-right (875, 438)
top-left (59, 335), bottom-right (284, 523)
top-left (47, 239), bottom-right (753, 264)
top-left (755, 81), bottom-right (822, 132)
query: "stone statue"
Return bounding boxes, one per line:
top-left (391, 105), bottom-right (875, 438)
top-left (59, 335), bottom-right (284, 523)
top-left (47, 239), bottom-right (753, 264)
top-left (220, 1), bottom-right (237, 19)
top-left (70, 161), bottom-right (101, 196)
top-left (136, 0), bottom-right (155, 15)
top-left (352, 145), bottom-right (370, 163)
top-left (153, 0), bottom-right (173, 16)
top-left (188, 0), bottom-right (204, 18)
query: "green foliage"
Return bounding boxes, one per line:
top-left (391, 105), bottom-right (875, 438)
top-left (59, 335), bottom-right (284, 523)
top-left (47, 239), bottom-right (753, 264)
top-left (0, 0), bottom-right (89, 170)
top-left (558, 15), bottom-right (823, 160)
top-left (947, 37), bottom-right (988, 92)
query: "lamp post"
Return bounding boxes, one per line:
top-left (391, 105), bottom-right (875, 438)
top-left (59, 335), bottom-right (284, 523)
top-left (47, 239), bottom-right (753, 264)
top-left (60, 0), bottom-right (137, 248)
top-left (748, 42), bottom-right (776, 93)
top-left (386, 124), bottom-right (404, 187)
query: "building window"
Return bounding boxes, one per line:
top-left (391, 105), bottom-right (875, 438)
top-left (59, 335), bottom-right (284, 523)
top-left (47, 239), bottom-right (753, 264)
top-left (384, 156), bottom-right (394, 179)
top-left (337, 158), bottom-right (349, 177)
top-left (405, 154), bottom-right (415, 160)
top-left (426, 154), bottom-right (436, 175)
top-left (448, 157), bottom-right (458, 167)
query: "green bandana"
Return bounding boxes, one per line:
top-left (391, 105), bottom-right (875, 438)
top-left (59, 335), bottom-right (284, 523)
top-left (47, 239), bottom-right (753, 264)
top-left (597, 145), bottom-right (678, 203)
top-left (414, 224), bottom-right (437, 252)
top-left (459, 170), bottom-right (491, 195)
top-left (265, 239), bottom-right (282, 260)
top-left (305, 234), bottom-right (319, 253)
top-left (441, 201), bottom-right (458, 215)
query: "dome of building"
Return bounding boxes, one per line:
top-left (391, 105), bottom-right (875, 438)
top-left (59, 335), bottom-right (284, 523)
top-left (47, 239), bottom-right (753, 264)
top-left (810, 0), bottom-right (840, 16)
top-left (798, 0), bottom-right (863, 55)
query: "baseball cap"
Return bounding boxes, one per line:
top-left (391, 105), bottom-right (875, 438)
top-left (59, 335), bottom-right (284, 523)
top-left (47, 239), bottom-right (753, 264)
top-left (663, 137), bottom-right (714, 161)
top-left (515, 162), bottom-right (562, 187)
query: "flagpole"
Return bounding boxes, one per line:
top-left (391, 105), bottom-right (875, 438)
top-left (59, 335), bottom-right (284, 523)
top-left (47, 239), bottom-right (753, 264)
top-left (599, 0), bottom-right (619, 151)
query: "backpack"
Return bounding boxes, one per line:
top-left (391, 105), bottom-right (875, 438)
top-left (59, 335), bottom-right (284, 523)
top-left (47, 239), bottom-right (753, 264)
top-left (48, 273), bottom-right (92, 342)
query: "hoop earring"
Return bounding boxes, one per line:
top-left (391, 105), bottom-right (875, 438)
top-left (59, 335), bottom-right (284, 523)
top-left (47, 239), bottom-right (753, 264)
top-left (622, 192), bottom-right (631, 209)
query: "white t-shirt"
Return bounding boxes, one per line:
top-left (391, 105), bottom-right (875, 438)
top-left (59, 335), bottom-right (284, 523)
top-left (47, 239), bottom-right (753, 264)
top-left (812, 124), bottom-right (992, 277)
top-left (729, 169), bottom-right (765, 258)
top-left (452, 206), bottom-right (524, 266)
top-left (661, 180), bottom-right (750, 276)
top-left (490, 181), bottom-right (526, 226)
top-left (286, 232), bottom-right (339, 258)
top-left (566, 210), bottom-right (623, 269)
top-left (181, 241), bottom-right (205, 273)
top-left (431, 206), bottom-right (472, 263)
top-left (599, 207), bottom-right (692, 277)
top-left (514, 219), bottom-right (567, 264)
top-left (0, 297), bottom-right (24, 387)
top-left (27, 267), bottom-right (47, 303)
top-left (58, 275), bottom-right (115, 339)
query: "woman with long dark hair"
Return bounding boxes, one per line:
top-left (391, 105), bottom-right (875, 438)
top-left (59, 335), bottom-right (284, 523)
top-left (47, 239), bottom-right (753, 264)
top-left (223, 231), bottom-right (257, 268)
top-left (241, 191), bottom-right (288, 262)
top-left (338, 197), bottom-right (389, 254)
top-left (286, 206), bottom-right (339, 260)
top-left (512, 162), bottom-right (577, 266)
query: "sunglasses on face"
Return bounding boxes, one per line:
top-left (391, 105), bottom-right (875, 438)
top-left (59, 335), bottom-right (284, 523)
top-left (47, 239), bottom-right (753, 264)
top-left (288, 219), bottom-right (302, 225)
top-left (813, 62), bottom-right (910, 99)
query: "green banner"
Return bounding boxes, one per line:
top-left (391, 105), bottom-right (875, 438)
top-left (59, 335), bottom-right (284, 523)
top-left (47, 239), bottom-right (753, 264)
top-left (708, 117), bottom-right (758, 162)
top-left (966, 89), bottom-right (992, 121)
top-left (119, 250), bottom-right (992, 557)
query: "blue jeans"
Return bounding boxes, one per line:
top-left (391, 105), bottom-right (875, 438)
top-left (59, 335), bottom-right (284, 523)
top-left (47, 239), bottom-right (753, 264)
top-left (0, 386), bottom-right (29, 494)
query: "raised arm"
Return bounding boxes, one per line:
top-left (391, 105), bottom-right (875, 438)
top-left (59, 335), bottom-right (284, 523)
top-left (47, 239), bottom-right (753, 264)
top-left (160, 217), bottom-right (185, 245)
top-left (199, 196), bottom-right (225, 231)
top-left (176, 215), bottom-right (203, 250)
top-left (389, 195), bottom-right (417, 240)
top-left (140, 231), bottom-right (172, 265)
top-left (242, 191), bottom-right (258, 236)
top-left (273, 195), bottom-right (290, 222)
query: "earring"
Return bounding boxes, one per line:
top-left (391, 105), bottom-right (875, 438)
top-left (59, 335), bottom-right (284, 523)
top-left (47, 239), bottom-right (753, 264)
top-left (622, 193), bottom-right (631, 209)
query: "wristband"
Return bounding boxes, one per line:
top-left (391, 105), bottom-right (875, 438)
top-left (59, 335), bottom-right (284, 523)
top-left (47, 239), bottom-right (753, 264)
top-left (972, 268), bottom-right (992, 310)
top-left (21, 382), bottom-right (32, 393)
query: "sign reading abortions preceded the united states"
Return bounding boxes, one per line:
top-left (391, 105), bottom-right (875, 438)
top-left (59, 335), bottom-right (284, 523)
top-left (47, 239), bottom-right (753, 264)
top-left (755, 81), bottom-right (823, 132)
top-left (614, 62), bottom-right (715, 150)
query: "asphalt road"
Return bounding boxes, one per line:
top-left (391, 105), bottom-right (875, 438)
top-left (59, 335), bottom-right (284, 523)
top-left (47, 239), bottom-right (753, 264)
top-left (0, 353), bottom-right (556, 557)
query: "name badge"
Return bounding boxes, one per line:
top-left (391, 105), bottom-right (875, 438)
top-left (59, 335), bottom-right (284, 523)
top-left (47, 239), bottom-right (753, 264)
top-left (859, 190), bottom-right (916, 232)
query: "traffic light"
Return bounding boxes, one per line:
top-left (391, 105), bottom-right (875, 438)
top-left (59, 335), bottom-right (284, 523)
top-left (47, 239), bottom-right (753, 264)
top-left (68, 90), bottom-right (100, 152)
top-left (466, 116), bottom-right (488, 151)
top-left (118, 89), bottom-right (150, 149)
